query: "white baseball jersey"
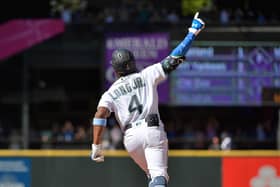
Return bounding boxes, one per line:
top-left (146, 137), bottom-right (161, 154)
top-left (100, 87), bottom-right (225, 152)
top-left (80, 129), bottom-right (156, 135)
top-left (98, 63), bottom-right (167, 130)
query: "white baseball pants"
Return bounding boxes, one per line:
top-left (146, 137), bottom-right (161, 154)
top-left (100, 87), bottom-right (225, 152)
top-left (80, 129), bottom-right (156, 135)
top-left (123, 123), bottom-right (169, 181)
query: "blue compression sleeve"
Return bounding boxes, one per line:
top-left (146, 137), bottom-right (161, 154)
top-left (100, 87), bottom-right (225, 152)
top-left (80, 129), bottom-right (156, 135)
top-left (170, 32), bottom-right (196, 57)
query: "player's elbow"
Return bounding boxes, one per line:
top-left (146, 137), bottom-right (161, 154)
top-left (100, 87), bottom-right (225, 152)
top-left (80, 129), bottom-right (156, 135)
top-left (95, 107), bottom-right (110, 118)
top-left (161, 56), bottom-right (185, 74)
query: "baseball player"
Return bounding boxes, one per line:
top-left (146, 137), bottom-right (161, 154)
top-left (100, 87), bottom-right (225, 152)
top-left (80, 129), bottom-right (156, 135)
top-left (91, 12), bottom-right (205, 187)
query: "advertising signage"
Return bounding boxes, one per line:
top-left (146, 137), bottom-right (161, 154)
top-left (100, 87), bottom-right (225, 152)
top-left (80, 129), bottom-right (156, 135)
top-left (170, 44), bottom-right (280, 106)
top-left (223, 157), bottom-right (280, 187)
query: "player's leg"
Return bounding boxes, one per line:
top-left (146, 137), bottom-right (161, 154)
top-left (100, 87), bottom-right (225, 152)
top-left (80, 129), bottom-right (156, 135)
top-left (145, 143), bottom-right (169, 183)
top-left (144, 127), bottom-right (169, 185)
top-left (123, 127), bottom-right (150, 177)
top-left (127, 147), bottom-right (149, 175)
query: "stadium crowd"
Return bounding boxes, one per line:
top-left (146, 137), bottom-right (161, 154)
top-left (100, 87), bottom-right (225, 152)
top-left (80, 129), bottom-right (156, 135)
top-left (50, 0), bottom-right (280, 26)
top-left (0, 107), bottom-right (277, 150)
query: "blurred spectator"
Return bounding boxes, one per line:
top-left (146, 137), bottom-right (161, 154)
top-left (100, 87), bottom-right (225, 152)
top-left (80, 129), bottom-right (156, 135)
top-left (257, 11), bottom-right (266, 25)
top-left (205, 117), bottom-right (219, 140)
top-left (101, 129), bottom-right (111, 149)
top-left (41, 129), bottom-right (52, 143)
top-left (72, 0), bottom-right (88, 23)
top-left (256, 123), bottom-right (266, 141)
top-left (263, 119), bottom-right (276, 141)
top-left (104, 115), bottom-right (123, 149)
top-left (41, 129), bottom-right (53, 149)
top-left (166, 10), bottom-right (180, 24)
top-left (165, 121), bottom-right (177, 140)
top-left (219, 9), bottom-right (230, 25)
top-left (61, 4), bottom-right (73, 24)
top-left (50, 0), bottom-right (88, 24)
top-left (62, 120), bottom-right (75, 142)
top-left (104, 8), bottom-right (115, 23)
top-left (220, 131), bottom-right (232, 150)
top-left (75, 125), bottom-right (88, 141)
top-left (234, 8), bottom-right (243, 24)
top-left (182, 123), bottom-right (195, 140)
top-left (193, 130), bottom-right (206, 149)
top-left (110, 124), bottom-right (123, 149)
top-left (136, 3), bottom-right (152, 24)
top-left (208, 136), bottom-right (220, 150)
top-left (253, 119), bottom-right (276, 143)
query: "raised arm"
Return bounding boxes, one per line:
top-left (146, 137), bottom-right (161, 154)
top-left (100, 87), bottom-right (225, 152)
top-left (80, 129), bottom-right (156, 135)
top-left (161, 12), bottom-right (205, 74)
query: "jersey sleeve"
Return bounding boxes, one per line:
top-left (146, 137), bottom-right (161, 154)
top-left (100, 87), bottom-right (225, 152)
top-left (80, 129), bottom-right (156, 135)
top-left (97, 91), bottom-right (114, 113)
top-left (141, 63), bottom-right (167, 85)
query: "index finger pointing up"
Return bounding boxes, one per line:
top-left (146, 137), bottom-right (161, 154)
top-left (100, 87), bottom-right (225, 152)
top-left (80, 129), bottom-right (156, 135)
top-left (194, 12), bottom-right (199, 19)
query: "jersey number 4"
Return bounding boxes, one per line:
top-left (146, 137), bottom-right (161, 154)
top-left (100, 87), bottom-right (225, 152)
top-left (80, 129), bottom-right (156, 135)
top-left (128, 95), bottom-right (143, 114)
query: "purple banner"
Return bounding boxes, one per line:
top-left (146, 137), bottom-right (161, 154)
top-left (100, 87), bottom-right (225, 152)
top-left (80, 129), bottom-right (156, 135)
top-left (0, 19), bottom-right (64, 61)
top-left (104, 33), bottom-right (170, 103)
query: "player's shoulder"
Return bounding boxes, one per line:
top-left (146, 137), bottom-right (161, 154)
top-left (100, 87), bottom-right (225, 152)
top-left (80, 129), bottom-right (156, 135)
top-left (141, 63), bottom-right (160, 71)
top-left (106, 81), bottom-right (118, 92)
top-left (140, 63), bottom-right (162, 74)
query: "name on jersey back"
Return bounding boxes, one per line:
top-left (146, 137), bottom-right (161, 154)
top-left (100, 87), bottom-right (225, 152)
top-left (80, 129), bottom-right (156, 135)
top-left (109, 77), bottom-right (146, 100)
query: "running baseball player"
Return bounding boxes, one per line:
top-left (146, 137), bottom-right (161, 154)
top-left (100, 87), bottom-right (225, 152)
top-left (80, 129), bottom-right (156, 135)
top-left (91, 12), bottom-right (205, 187)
